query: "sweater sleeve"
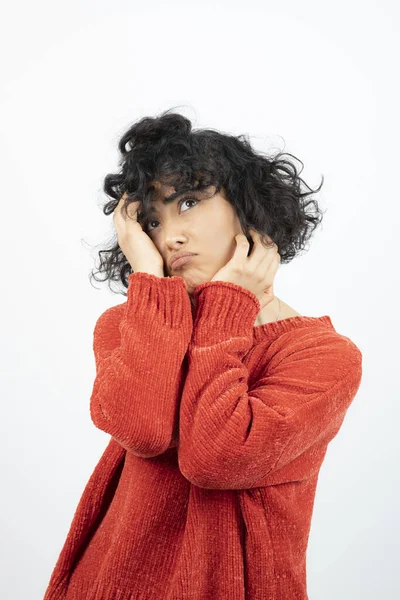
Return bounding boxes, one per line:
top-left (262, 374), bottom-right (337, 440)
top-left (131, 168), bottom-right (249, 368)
top-left (90, 272), bottom-right (193, 457)
top-left (177, 281), bottom-right (363, 490)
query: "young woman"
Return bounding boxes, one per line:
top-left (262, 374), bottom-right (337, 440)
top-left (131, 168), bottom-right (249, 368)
top-left (43, 109), bottom-right (362, 600)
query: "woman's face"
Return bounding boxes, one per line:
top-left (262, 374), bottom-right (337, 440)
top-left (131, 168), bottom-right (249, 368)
top-left (145, 180), bottom-right (246, 301)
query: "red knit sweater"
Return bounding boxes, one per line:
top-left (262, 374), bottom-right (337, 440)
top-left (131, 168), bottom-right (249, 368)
top-left (43, 272), bottom-right (362, 600)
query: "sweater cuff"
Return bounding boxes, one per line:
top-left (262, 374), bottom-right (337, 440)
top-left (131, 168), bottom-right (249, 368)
top-left (192, 280), bottom-right (260, 345)
top-left (123, 272), bottom-right (193, 330)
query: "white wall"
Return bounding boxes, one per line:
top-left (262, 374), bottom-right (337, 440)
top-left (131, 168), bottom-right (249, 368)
top-left (1, 0), bottom-right (398, 598)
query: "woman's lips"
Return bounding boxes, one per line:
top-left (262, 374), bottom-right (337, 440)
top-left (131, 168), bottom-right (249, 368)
top-left (171, 255), bottom-right (195, 269)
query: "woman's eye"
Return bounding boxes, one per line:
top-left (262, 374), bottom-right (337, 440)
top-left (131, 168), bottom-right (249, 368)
top-left (180, 197), bottom-right (198, 212)
top-left (146, 198), bottom-right (198, 232)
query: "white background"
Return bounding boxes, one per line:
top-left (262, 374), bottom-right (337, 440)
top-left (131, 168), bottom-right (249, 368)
top-left (1, 1), bottom-right (398, 598)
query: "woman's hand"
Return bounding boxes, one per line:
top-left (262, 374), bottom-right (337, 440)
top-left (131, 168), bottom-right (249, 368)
top-left (210, 229), bottom-right (280, 311)
top-left (113, 192), bottom-right (165, 277)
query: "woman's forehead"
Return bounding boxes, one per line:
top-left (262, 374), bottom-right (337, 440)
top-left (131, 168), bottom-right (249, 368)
top-left (150, 177), bottom-right (200, 196)
top-left (150, 179), bottom-right (172, 195)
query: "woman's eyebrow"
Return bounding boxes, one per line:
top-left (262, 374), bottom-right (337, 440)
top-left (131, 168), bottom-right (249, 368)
top-left (163, 190), bottom-right (189, 204)
top-left (148, 190), bottom-right (193, 214)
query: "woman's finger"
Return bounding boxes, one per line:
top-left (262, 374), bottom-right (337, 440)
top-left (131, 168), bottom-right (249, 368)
top-left (248, 230), bottom-right (278, 267)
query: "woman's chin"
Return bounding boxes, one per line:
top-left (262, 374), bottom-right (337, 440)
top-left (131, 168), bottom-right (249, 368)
top-left (168, 270), bottom-right (209, 302)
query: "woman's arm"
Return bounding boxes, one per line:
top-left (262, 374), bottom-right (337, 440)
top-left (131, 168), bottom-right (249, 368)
top-left (90, 272), bottom-right (193, 457)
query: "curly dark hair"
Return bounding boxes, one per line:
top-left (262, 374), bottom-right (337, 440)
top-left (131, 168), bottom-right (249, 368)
top-left (88, 107), bottom-right (325, 296)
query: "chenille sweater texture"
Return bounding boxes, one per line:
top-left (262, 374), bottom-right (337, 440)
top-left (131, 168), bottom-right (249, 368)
top-left (43, 271), bottom-right (363, 600)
